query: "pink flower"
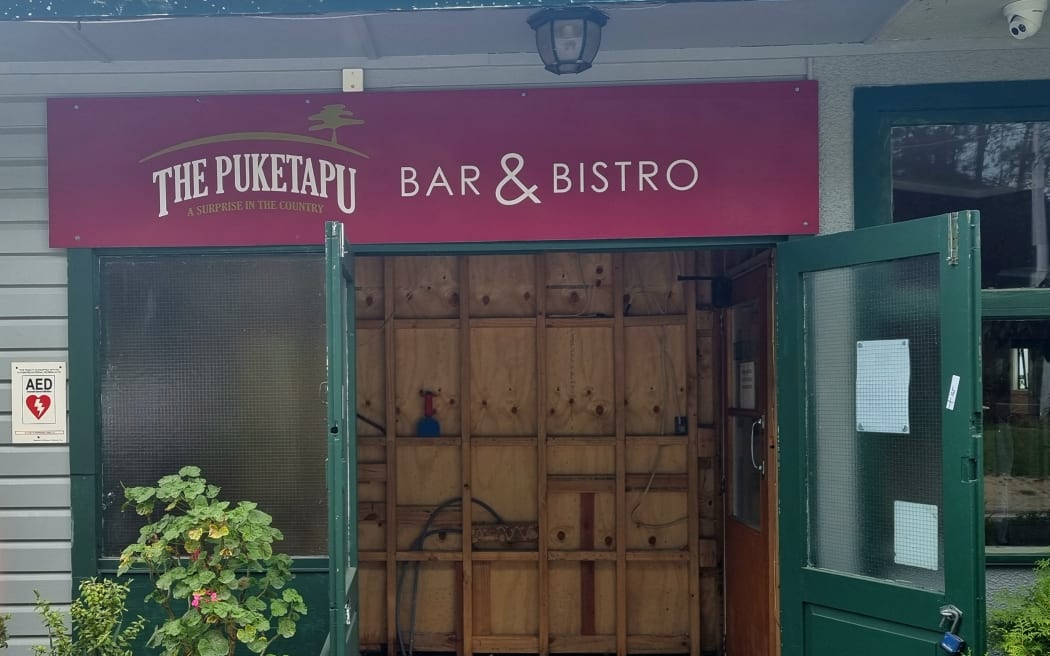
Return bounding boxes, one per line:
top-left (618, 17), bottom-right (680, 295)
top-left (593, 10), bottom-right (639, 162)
top-left (191, 594), bottom-right (201, 608)
top-left (209, 592), bottom-right (218, 602)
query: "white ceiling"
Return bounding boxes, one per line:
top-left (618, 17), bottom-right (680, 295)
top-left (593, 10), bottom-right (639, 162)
top-left (0, 0), bottom-right (1039, 65)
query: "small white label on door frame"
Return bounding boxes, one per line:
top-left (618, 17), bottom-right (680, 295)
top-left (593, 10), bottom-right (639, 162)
top-left (946, 374), bottom-right (961, 411)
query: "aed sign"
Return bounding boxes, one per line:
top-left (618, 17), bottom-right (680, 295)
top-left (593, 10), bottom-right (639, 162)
top-left (11, 362), bottom-right (67, 444)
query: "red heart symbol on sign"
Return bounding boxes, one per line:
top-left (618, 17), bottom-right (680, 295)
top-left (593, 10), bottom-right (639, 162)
top-left (26, 394), bottom-right (51, 420)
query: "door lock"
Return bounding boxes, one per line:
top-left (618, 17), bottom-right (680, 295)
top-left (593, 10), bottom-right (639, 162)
top-left (938, 604), bottom-right (965, 655)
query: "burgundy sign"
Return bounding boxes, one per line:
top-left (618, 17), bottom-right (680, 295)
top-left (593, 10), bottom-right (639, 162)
top-left (47, 82), bottom-right (818, 248)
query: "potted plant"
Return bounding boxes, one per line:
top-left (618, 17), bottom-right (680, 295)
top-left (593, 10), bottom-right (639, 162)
top-left (118, 466), bottom-right (306, 656)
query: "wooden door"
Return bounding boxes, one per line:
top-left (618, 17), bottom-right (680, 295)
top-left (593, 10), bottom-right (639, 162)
top-left (724, 261), bottom-right (773, 656)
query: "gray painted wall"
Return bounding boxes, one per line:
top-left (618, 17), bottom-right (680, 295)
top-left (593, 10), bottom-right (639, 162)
top-left (1, 40), bottom-right (1049, 655)
top-left (0, 93), bottom-right (71, 656)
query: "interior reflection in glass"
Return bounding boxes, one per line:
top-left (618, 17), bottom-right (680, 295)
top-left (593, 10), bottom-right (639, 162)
top-left (892, 124), bottom-right (1050, 289)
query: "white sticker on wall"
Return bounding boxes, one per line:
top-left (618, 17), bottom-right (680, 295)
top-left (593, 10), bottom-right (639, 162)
top-left (894, 500), bottom-right (939, 571)
top-left (856, 339), bottom-right (911, 434)
top-left (946, 374), bottom-right (961, 411)
top-left (10, 362), bottom-right (67, 444)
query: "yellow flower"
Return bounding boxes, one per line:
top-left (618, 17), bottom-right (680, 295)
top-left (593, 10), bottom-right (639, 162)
top-left (220, 547), bottom-right (233, 557)
top-left (187, 528), bottom-right (203, 541)
top-left (208, 524), bottom-right (229, 539)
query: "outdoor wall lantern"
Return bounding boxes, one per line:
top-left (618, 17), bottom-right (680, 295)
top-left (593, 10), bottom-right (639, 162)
top-left (527, 7), bottom-right (609, 75)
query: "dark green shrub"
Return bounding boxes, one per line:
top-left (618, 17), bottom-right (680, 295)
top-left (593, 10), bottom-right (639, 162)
top-left (33, 578), bottom-right (146, 656)
top-left (989, 558), bottom-right (1050, 655)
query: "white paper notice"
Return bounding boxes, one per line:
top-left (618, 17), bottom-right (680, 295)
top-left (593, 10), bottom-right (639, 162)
top-left (856, 339), bottom-right (911, 434)
top-left (10, 362), bottom-right (67, 444)
top-left (894, 500), bottom-right (939, 571)
top-left (738, 361), bottom-right (756, 410)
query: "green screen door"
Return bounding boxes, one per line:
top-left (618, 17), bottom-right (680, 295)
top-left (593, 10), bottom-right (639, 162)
top-left (324, 221), bottom-right (361, 656)
top-left (777, 212), bottom-right (984, 656)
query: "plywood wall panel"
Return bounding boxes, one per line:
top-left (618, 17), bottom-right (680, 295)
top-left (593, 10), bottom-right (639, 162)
top-left (469, 255), bottom-right (536, 317)
top-left (355, 256), bottom-right (385, 320)
top-left (394, 328), bottom-right (461, 436)
top-left (357, 327), bottom-right (386, 437)
top-left (545, 253), bottom-right (613, 318)
top-left (625, 443), bottom-right (687, 474)
top-left (472, 445), bottom-right (537, 523)
top-left (360, 564), bottom-right (387, 647)
top-left (623, 325), bottom-right (686, 436)
top-left (546, 327), bottom-right (614, 436)
top-left (394, 255), bottom-right (460, 319)
top-left (625, 563), bottom-right (690, 635)
top-left (622, 252), bottom-right (686, 316)
top-left (486, 563), bottom-right (540, 635)
top-left (358, 502), bottom-right (387, 551)
top-left (625, 489), bottom-right (689, 550)
top-left (470, 327), bottom-right (537, 436)
top-left (547, 445), bottom-right (614, 476)
top-left (548, 562), bottom-right (616, 638)
top-left (546, 492), bottom-right (615, 551)
top-left (398, 563), bottom-right (459, 635)
top-left (363, 249), bottom-right (719, 655)
top-left (396, 446), bottom-right (461, 506)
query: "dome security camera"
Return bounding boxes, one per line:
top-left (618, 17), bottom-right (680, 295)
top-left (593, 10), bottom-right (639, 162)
top-left (1004, 0), bottom-right (1047, 39)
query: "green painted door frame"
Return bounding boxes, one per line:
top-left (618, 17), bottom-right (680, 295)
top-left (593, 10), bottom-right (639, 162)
top-left (776, 212), bottom-right (985, 656)
top-left (324, 222), bottom-right (361, 656)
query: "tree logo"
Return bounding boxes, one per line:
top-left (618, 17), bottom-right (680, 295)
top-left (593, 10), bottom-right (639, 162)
top-left (140, 105), bottom-right (369, 163)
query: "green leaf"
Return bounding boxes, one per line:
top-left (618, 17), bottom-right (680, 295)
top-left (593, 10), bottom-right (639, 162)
top-left (270, 599), bottom-right (288, 617)
top-left (245, 597), bottom-right (267, 612)
top-left (179, 466), bottom-right (201, 478)
top-left (196, 630), bottom-right (228, 656)
top-left (236, 625), bottom-right (258, 643)
top-left (278, 616), bottom-right (296, 638)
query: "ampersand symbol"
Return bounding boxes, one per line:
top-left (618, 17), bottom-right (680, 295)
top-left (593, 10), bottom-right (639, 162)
top-left (495, 153), bottom-right (541, 206)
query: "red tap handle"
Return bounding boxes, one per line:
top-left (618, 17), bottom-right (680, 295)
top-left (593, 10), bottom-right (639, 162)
top-left (424, 391), bottom-right (434, 417)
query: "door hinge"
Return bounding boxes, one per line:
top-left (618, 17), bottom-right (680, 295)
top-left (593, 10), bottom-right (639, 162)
top-left (947, 212), bottom-right (960, 266)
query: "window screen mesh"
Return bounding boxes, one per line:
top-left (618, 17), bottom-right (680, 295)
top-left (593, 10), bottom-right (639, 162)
top-left (804, 254), bottom-right (944, 591)
top-left (100, 254), bottom-right (327, 556)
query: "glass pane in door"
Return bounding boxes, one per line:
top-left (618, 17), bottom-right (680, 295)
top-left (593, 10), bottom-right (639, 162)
top-left (731, 415), bottom-right (762, 529)
top-left (803, 254), bottom-right (945, 592)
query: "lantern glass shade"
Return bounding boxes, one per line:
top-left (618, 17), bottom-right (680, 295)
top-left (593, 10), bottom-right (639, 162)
top-left (528, 8), bottom-right (608, 75)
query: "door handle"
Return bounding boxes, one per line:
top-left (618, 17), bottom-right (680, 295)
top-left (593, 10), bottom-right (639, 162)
top-left (750, 416), bottom-right (765, 477)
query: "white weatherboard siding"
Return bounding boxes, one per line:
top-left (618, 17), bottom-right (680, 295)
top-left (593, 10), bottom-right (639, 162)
top-left (0, 42), bottom-right (1048, 654)
top-left (0, 90), bottom-right (70, 656)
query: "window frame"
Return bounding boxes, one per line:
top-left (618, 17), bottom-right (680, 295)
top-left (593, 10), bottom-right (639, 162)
top-left (68, 245), bottom-right (334, 581)
top-left (854, 80), bottom-right (1050, 564)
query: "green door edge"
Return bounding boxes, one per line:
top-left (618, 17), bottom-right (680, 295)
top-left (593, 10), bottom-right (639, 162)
top-left (774, 212), bottom-right (985, 656)
top-left (324, 221), bottom-right (361, 656)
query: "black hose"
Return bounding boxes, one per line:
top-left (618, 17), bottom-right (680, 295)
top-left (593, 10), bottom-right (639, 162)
top-left (395, 497), bottom-right (506, 656)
